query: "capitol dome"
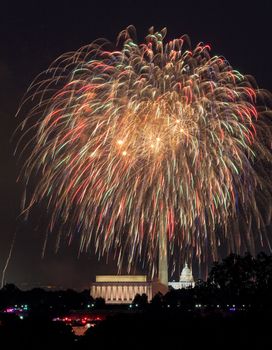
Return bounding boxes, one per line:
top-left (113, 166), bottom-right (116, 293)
top-left (168, 262), bottom-right (195, 289)
top-left (180, 263), bottom-right (194, 283)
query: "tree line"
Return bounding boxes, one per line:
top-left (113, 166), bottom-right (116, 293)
top-left (1, 252), bottom-right (272, 312)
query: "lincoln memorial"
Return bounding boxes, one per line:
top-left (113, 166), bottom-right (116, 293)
top-left (90, 275), bottom-right (152, 304)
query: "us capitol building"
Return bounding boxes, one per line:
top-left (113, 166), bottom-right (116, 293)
top-left (168, 263), bottom-right (195, 289)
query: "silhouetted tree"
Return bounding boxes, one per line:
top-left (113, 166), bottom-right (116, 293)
top-left (208, 253), bottom-right (256, 303)
top-left (94, 297), bottom-right (105, 308)
top-left (151, 292), bottom-right (164, 308)
top-left (132, 293), bottom-right (148, 308)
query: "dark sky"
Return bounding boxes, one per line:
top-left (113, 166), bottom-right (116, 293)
top-left (1, 0), bottom-right (272, 290)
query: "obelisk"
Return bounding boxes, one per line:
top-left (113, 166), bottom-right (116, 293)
top-left (158, 229), bottom-right (168, 288)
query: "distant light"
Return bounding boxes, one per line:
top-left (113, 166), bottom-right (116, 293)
top-left (122, 151), bottom-right (127, 156)
top-left (167, 304), bottom-right (170, 308)
top-left (217, 304), bottom-right (220, 308)
top-left (129, 304), bottom-right (133, 308)
top-left (117, 139), bottom-right (124, 145)
top-left (135, 304), bottom-right (138, 307)
top-left (87, 304), bottom-right (91, 308)
top-left (5, 308), bottom-right (15, 313)
top-left (19, 316), bottom-right (24, 320)
top-left (86, 323), bottom-right (95, 328)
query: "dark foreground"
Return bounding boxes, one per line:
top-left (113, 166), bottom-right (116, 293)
top-left (1, 308), bottom-right (272, 349)
top-left (1, 252), bottom-right (272, 348)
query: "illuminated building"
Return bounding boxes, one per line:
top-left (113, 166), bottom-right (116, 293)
top-left (168, 263), bottom-right (195, 289)
top-left (90, 275), bottom-right (152, 304)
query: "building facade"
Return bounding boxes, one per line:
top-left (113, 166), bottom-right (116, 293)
top-left (168, 263), bottom-right (195, 289)
top-left (90, 275), bottom-right (152, 304)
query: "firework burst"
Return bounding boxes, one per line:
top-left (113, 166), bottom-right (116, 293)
top-left (16, 26), bottom-right (272, 275)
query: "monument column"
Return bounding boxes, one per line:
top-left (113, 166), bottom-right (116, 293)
top-left (158, 229), bottom-right (168, 288)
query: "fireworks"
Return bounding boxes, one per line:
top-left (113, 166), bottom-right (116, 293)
top-left (16, 26), bottom-right (272, 275)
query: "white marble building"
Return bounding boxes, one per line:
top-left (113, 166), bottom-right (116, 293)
top-left (90, 275), bottom-right (152, 304)
top-left (168, 263), bottom-right (195, 289)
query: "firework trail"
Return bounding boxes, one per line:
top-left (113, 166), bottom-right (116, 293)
top-left (16, 26), bottom-right (272, 275)
top-left (1, 231), bottom-right (17, 288)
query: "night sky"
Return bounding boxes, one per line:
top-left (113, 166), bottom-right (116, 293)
top-left (1, 0), bottom-right (272, 290)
